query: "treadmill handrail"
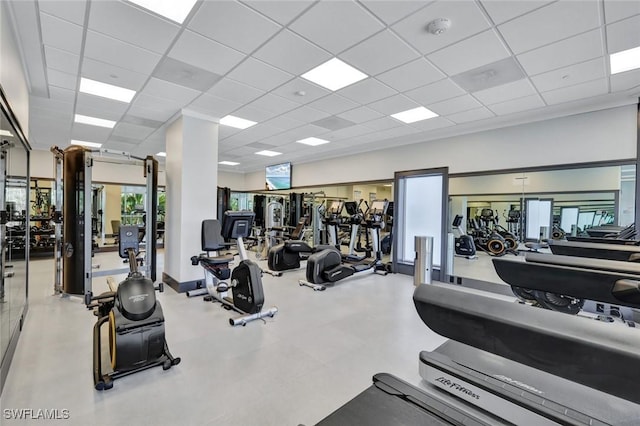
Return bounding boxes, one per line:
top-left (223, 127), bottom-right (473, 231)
top-left (549, 239), bottom-right (640, 253)
top-left (525, 252), bottom-right (640, 275)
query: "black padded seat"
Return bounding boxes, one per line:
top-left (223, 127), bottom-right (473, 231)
top-left (199, 254), bottom-right (234, 266)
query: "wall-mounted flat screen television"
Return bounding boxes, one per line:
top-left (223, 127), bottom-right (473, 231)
top-left (265, 162), bottom-right (291, 190)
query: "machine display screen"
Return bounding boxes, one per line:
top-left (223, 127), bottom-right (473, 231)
top-left (265, 162), bottom-right (291, 190)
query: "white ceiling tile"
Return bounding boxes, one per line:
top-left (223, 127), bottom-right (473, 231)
top-left (140, 78), bottom-right (201, 105)
top-left (48, 85), bottom-right (76, 103)
top-left (242, 0), bottom-right (314, 25)
top-left (231, 104), bottom-right (279, 122)
top-left (38, 0), bottom-right (86, 25)
top-left (340, 30), bottom-right (420, 76)
top-left (337, 106), bottom-right (384, 124)
top-left (359, 1), bottom-right (432, 25)
top-left (376, 58), bottom-right (445, 92)
top-left (281, 105), bottom-right (331, 122)
top-left (610, 68), bottom-right (640, 92)
top-left (245, 93), bottom-right (299, 116)
top-left (104, 141), bottom-right (139, 152)
top-left (84, 30), bottom-right (162, 75)
top-left (254, 30), bottom-right (332, 75)
top-left (404, 79), bottom-right (465, 105)
top-left (81, 58), bottom-right (148, 92)
top-left (71, 123), bottom-right (112, 143)
top-left (219, 125), bottom-right (242, 140)
top-left (47, 68), bottom-right (78, 90)
top-left (363, 116), bottom-right (403, 131)
top-left (112, 122), bottom-right (155, 140)
top-left (409, 116), bottom-right (455, 132)
top-left (392, 1), bottom-right (491, 55)
top-left (39, 12), bottom-right (83, 54)
top-left (606, 15), bottom-right (640, 53)
top-left (208, 79), bottom-right (265, 104)
top-left (604, 0), bottom-right (640, 24)
top-left (226, 57), bottom-right (293, 91)
top-left (427, 30), bottom-right (510, 75)
top-left (189, 1), bottom-right (281, 54)
top-left (270, 78), bottom-right (331, 104)
top-left (88, 1), bottom-right (180, 54)
top-left (76, 92), bottom-right (129, 118)
top-left (268, 124), bottom-right (328, 143)
top-left (127, 104), bottom-right (177, 123)
top-left (44, 45), bottom-right (79, 75)
top-left (428, 95), bottom-right (481, 116)
top-left (168, 30), bottom-right (246, 75)
top-left (530, 58), bottom-right (606, 92)
top-left (234, 123), bottom-right (285, 141)
top-left (261, 115), bottom-right (304, 131)
top-left (541, 78), bottom-right (608, 105)
top-left (30, 95), bottom-right (73, 113)
top-left (306, 94), bottom-right (360, 115)
top-left (337, 78), bottom-right (397, 104)
top-left (132, 93), bottom-right (181, 112)
top-left (480, 1), bottom-right (553, 25)
top-left (187, 93), bottom-right (243, 118)
top-left (367, 94), bottom-right (419, 115)
top-left (447, 107), bottom-right (495, 124)
top-left (487, 94), bottom-right (545, 115)
top-left (517, 29), bottom-right (604, 75)
top-left (473, 79), bottom-right (537, 105)
top-left (324, 124), bottom-right (375, 141)
top-left (289, 1), bottom-right (384, 54)
top-left (498, 1), bottom-right (600, 54)
top-left (372, 125), bottom-right (421, 140)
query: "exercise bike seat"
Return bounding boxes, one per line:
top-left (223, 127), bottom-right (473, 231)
top-left (198, 254), bottom-right (234, 266)
top-left (116, 275), bottom-right (157, 321)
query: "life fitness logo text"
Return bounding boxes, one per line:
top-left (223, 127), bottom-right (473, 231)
top-left (129, 293), bottom-right (148, 303)
top-left (435, 376), bottom-right (480, 400)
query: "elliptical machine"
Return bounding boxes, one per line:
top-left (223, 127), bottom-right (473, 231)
top-left (452, 215), bottom-right (476, 259)
top-left (299, 200), bottom-right (389, 291)
top-left (89, 225), bottom-right (180, 390)
top-left (190, 211), bottom-right (278, 326)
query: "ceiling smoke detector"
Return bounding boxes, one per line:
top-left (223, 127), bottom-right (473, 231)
top-left (427, 18), bottom-right (451, 35)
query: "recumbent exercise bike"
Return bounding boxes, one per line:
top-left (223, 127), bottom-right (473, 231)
top-left (190, 211), bottom-right (278, 326)
top-left (89, 225), bottom-right (180, 390)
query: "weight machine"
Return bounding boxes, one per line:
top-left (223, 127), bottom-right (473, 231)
top-left (51, 145), bottom-right (158, 304)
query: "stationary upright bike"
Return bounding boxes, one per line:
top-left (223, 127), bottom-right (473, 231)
top-left (89, 225), bottom-right (180, 390)
top-left (190, 211), bottom-right (278, 326)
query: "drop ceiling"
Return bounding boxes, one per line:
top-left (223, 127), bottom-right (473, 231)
top-left (7, 0), bottom-right (640, 173)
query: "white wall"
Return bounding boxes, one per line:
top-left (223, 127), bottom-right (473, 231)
top-left (242, 105), bottom-right (636, 191)
top-left (0, 1), bottom-right (29, 135)
top-left (218, 171), bottom-right (244, 189)
top-left (449, 166), bottom-right (622, 195)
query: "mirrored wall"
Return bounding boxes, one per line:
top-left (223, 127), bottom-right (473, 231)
top-left (1, 91), bottom-right (30, 392)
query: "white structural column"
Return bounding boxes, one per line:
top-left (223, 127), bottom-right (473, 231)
top-left (163, 111), bottom-right (218, 292)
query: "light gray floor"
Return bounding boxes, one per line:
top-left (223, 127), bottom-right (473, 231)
top-left (1, 251), bottom-right (447, 425)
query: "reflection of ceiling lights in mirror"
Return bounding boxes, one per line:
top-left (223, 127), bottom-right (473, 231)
top-left (219, 161), bottom-right (240, 166)
top-left (74, 114), bottom-right (116, 128)
top-left (156, 152), bottom-right (166, 157)
top-left (0, 129), bottom-right (13, 137)
top-left (610, 46), bottom-right (640, 74)
top-left (80, 78), bottom-right (136, 103)
top-left (71, 139), bottom-right (102, 148)
top-left (126, 0), bottom-right (198, 24)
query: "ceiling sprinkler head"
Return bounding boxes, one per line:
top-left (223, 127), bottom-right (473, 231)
top-left (427, 18), bottom-right (451, 35)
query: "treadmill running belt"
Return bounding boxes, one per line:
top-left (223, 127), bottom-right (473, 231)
top-left (316, 373), bottom-right (491, 426)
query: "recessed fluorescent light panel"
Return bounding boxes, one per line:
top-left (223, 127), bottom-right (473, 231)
top-left (219, 161), bottom-right (240, 166)
top-left (610, 46), bottom-right (640, 74)
top-left (126, 0), bottom-right (197, 24)
top-left (255, 150), bottom-right (282, 157)
top-left (0, 130), bottom-right (13, 137)
top-left (71, 140), bottom-right (102, 148)
top-left (391, 106), bottom-right (438, 124)
top-left (79, 78), bottom-right (136, 103)
top-left (156, 152), bottom-right (167, 157)
top-left (220, 115), bottom-right (257, 130)
top-left (296, 137), bottom-right (330, 146)
top-left (301, 58), bottom-right (368, 91)
top-left (74, 114), bottom-right (116, 128)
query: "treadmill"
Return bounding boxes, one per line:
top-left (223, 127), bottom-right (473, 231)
top-left (316, 256), bottom-right (640, 425)
top-left (548, 239), bottom-right (640, 261)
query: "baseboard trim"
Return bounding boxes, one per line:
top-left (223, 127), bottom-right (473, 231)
top-left (162, 272), bottom-right (203, 293)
